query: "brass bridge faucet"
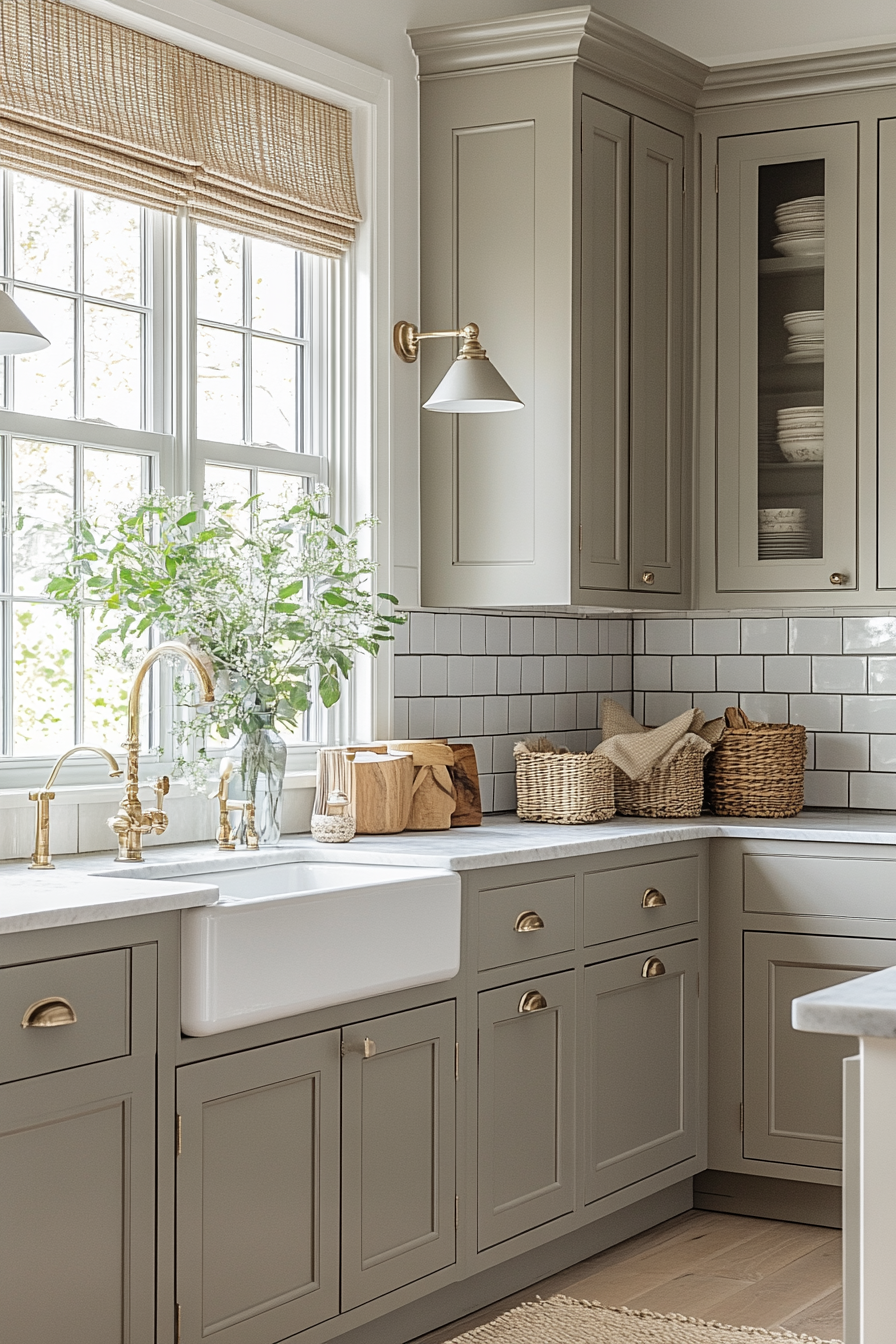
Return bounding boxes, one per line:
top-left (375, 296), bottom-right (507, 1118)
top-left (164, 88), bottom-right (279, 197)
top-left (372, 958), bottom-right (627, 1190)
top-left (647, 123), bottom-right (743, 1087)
top-left (210, 758), bottom-right (259, 851)
top-left (29, 744), bottom-right (123, 870)
top-left (108, 641), bottom-right (215, 862)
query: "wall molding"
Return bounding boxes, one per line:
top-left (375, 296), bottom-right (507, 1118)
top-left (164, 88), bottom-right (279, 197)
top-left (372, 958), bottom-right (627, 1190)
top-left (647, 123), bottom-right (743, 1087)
top-left (700, 40), bottom-right (896, 108)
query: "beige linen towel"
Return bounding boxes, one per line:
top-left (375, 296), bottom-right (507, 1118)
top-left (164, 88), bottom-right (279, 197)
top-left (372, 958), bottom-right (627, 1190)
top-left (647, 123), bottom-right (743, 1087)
top-left (594, 699), bottom-right (724, 781)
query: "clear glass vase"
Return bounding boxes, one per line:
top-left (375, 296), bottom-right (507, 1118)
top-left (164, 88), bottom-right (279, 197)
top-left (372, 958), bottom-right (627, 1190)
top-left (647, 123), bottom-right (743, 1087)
top-left (237, 714), bottom-right (287, 845)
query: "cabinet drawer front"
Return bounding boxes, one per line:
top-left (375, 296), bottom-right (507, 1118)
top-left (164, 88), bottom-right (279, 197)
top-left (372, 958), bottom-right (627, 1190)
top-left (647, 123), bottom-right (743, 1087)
top-left (478, 876), bottom-right (575, 970)
top-left (0, 950), bottom-right (130, 1084)
top-left (745, 854), bottom-right (896, 921)
top-left (584, 856), bottom-right (698, 946)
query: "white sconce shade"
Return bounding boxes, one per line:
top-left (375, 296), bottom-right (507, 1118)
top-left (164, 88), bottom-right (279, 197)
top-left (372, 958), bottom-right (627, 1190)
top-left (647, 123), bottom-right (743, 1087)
top-left (0, 290), bottom-right (49, 354)
top-left (423, 352), bottom-right (523, 414)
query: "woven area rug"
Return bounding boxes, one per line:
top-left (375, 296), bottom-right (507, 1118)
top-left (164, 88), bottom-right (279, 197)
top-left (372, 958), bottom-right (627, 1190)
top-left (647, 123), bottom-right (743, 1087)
top-left (441, 1295), bottom-right (842, 1344)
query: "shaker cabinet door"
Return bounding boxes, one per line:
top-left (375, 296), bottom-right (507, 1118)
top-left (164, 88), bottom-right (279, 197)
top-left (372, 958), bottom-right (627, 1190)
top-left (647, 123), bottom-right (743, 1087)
top-left (176, 1033), bottom-right (341, 1344)
top-left (877, 118), bottom-right (896, 586)
top-left (477, 969), bottom-right (576, 1249)
top-left (341, 1001), bottom-right (456, 1311)
top-left (584, 940), bottom-right (698, 1202)
top-left (716, 122), bottom-right (858, 593)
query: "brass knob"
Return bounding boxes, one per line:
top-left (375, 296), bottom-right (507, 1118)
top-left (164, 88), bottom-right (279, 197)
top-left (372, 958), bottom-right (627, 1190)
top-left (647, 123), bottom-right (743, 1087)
top-left (341, 1037), bottom-right (376, 1058)
top-left (642, 888), bottom-right (667, 908)
top-left (22, 997), bottom-right (77, 1028)
top-left (641, 957), bottom-right (666, 979)
top-left (642, 571), bottom-right (655, 585)
top-left (518, 990), bottom-right (548, 1013)
top-left (830, 573), bottom-right (848, 586)
top-left (514, 910), bottom-right (545, 933)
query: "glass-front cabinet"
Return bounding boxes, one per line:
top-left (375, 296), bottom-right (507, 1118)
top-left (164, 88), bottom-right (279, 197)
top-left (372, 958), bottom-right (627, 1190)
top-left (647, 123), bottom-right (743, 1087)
top-left (716, 124), bottom-right (858, 593)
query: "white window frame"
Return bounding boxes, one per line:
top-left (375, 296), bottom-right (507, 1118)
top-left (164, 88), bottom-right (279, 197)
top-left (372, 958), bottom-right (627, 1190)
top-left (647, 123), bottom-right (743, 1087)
top-left (0, 0), bottom-right (392, 798)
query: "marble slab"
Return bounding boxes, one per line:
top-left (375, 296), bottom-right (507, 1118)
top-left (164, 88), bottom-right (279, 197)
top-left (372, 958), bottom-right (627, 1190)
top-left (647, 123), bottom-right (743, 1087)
top-left (0, 867), bottom-right (218, 935)
top-left (793, 965), bottom-right (896, 1039)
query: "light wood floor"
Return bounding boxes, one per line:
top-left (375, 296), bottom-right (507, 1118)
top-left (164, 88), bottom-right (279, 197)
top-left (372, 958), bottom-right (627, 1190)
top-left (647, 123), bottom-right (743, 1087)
top-left (412, 1211), bottom-right (843, 1344)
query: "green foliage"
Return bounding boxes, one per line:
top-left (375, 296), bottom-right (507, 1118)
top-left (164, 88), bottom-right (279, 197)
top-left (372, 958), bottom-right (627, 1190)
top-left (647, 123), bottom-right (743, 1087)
top-left (47, 488), bottom-right (404, 765)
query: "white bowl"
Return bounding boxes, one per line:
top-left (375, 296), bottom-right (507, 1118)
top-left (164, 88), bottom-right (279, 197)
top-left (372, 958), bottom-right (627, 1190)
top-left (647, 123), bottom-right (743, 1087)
top-left (777, 428), bottom-right (824, 439)
top-left (773, 235), bottom-right (825, 258)
top-left (759, 507), bottom-right (807, 522)
top-left (759, 521), bottom-right (813, 533)
top-left (779, 405), bottom-right (824, 416)
top-left (779, 443), bottom-right (824, 463)
top-left (783, 310), bottom-right (825, 336)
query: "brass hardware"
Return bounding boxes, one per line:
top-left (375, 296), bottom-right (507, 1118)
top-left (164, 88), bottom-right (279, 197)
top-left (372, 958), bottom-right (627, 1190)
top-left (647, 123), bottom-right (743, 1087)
top-left (342, 1037), bottom-right (377, 1058)
top-left (108, 642), bottom-right (214, 861)
top-left (641, 957), bottom-right (666, 978)
top-left (393, 320), bottom-right (489, 364)
top-left (641, 888), bottom-right (667, 908)
top-left (518, 990), bottom-right (548, 1013)
top-left (22, 996), bottom-right (77, 1028)
top-left (830, 573), bottom-right (848, 586)
top-left (210, 759), bottom-right (258, 851)
top-left (514, 910), bottom-right (545, 933)
top-left (642, 571), bottom-right (655, 585)
top-left (28, 745), bottom-right (123, 869)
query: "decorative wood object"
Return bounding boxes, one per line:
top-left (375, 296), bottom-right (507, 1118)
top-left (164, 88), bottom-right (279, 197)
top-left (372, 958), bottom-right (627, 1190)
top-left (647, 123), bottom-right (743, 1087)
top-left (448, 744), bottom-right (482, 827)
top-left (351, 751), bottom-right (413, 833)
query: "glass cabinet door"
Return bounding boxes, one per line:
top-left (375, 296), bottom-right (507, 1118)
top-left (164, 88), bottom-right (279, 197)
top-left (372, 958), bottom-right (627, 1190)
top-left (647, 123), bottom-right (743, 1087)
top-left (716, 123), bottom-right (857, 592)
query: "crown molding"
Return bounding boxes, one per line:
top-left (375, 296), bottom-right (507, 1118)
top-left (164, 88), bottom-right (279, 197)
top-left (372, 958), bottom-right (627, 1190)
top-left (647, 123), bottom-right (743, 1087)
top-left (700, 40), bottom-right (896, 109)
top-left (408, 6), bottom-right (707, 112)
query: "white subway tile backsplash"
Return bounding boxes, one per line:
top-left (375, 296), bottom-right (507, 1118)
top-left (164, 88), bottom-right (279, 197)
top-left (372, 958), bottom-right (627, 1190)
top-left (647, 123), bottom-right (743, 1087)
top-left (394, 655), bottom-right (420, 698)
top-left (533, 617), bottom-right (556, 654)
top-left (460, 696), bottom-right (484, 737)
top-left (420, 655), bottom-right (448, 697)
top-left (392, 698), bottom-right (409, 739)
top-left (843, 616), bottom-right (896, 653)
top-left (433, 697), bottom-right (461, 738)
top-left (672, 655), bottom-right (716, 691)
top-left (604, 619), bottom-right (631, 654)
top-left (435, 613), bottom-right (461, 654)
top-left (717, 655), bottom-right (764, 692)
top-left (850, 773), bottom-right (896, 809)
top-left (472, 656), bottom-right (497, 696)
top-left (447, 656), bottom-right (474, 698)
top-left (497, 656), bottom-right (522, 696)
top-left (602, 690), bottom-right (633, 716)
top-left (739, 693), bottom-right (789, 723)
top-left (693, 691), bottom-right (735, 721)
top-left (843, 695), bottom-right (896, 733)
top-left (588, 655), bottom-right (613, 691)
top-left (483, 696), bottom-right (509, 735)
top-left (492, 735), bottom-right (518, 774)
top-left (493, 772), bottom-right (517, 812)
top-left (408, 697), bottom-right (435, 738)
top-left (644, 619), bottom-right (692, 654)
top-left (520, 657), bottom-right (544, 694)
top-left (577, 692), bottom-right (598, 728)
top-left (631, 620), bottom-right (645, 655)
top-left (510, 616), bottom-right (534, 655)
top-left (790, 694), bottom-right (842, 731)
top-left (871, 735), bottom-right (896, 772)
top-left (693, 619), bottom-right (740, 654)
top-left (556, 619), bottom-right (578, 654)
top-left (507, 696), bottom-right (532, 733)
top-left (764, 655), bottom-right (810, 693)
top-left (392, 619), bottom-right (410, 655)
top-left (644, 691), bottom-right (693, 725)
top-left (612, 655), bottom-right (633, 691)
top-left (815, 733), bottom-right (870, 771)
top-left (554, 692), bottom-right (578, 731)
top-left (868, 657), bottom-right (896, 693)
top-left (741, 618), bottom-right (787, 654)
top-left (530, 694), bottom-right (555, 732)
top-left (804, 771), bottom-right (849, 808)
top-left (460, 613), bottom-right (486, 655)
top-left (789, 617), bottom-right (842, 654)
top-left (477, 774), bottom-right (495, 813)
top-left (410, 611), bottom-right (435, 653)
top-left (634, 655), bottom-right (672, 691)
top-left (469, 737), bottom-right (493, 773)
top-left (543, 655), bottom-right (568, 694)
top-left (561, 654), bottom-right (585, 692)
top-left (577, 620), bottom-right (600, 654)
top-left (486, 615), bottom-right (510, 656)
top-left (812, 656), bottom-right (867, 694)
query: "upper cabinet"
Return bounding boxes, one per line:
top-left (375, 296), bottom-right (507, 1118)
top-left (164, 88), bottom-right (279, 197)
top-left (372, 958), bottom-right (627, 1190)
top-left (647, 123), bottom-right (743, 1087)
top-left (410, 12), bottom-right (700, 610)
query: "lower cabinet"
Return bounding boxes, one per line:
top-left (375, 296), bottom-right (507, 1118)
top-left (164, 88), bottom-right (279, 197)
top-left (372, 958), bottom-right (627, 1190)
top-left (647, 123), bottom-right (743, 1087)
top-left (743, 932), bottom-right (894, 1169)
top-left (477, 969), bottom-right (576, 1250)
top-left (585, 940), bottom-right (699, 1202)
top-left (176, 1002), bottom-right (456, 1344)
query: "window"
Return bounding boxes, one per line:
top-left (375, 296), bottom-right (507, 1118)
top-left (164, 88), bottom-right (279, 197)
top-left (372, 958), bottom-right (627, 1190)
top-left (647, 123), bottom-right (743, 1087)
top-left (0, 169), bottom-right (331, 780)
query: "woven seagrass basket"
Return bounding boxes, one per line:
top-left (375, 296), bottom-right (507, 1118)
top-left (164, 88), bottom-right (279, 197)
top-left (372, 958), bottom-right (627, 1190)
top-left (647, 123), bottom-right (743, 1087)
top-left (613, 744), bottom-right (707, 818)
top-left (705, 707), bottom-right (807, 818)
top-left (514, 740), bottom-right (615, 824)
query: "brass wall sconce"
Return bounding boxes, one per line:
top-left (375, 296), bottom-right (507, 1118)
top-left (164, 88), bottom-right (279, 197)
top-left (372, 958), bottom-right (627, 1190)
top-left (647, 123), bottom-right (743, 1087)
top-left (393, 320), bottom-right (523, 413)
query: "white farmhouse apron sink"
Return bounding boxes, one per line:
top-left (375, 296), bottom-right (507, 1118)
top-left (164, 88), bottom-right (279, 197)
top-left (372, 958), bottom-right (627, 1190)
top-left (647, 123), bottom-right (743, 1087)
top-left (167, 860), bottom-right (461, 1036)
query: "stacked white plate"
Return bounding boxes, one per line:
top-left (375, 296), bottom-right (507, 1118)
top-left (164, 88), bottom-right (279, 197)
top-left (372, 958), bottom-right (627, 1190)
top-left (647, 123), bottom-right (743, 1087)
top-left (758, 423), bottom-right (784, 463)
top-left (772, 196), bottom-right (825, 258)
top-left (776, 405), bottom-right (824, 462)
top-left (758, 507), bottom-right (811, 559)
top-left (783, 309), bottom-right (824, 363)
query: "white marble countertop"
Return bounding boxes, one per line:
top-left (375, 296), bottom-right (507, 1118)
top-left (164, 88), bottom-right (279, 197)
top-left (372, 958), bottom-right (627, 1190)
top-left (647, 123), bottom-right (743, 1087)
top-left (3, 808), bottom-right (896, 934)
top-left (793, 965), bottom-right (896, 1039)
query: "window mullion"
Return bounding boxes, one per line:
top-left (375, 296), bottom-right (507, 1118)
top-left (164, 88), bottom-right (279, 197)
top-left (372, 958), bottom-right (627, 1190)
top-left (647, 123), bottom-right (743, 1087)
top-left (1, 431), bottom-right (11, 755)
top-left (74, 192), bottom-right (84, 420)
top-left (243, 237), bottom-right (252, 447)
top-left (72, 441), bottom-right (84, 744)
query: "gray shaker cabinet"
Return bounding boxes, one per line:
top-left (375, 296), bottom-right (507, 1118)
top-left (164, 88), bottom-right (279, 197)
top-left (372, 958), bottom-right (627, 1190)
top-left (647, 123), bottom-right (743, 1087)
top-left (0, 943), bottom-right (157, 1344)
top-left (584, 940), bottom-right (698, 1203)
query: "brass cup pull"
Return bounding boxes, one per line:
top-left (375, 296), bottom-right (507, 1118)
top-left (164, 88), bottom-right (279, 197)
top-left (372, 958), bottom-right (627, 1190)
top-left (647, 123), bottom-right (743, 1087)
top-left (642, 888), bottom-right (667, 909)
top-left (642, 571), bottom-right (655, 585)
top-left (518, 990), bottom-right (548, 1013)
top-left (22, 996), bottom-right (77, 1028)
top-left (341, 1037), bottom-right (376, 1058)
top-left (830, 573), bottom-right (848, 586)
top-left (641, 957), bottom-right (666, 979)
top-left (514, 910), bottom-right (545, 933)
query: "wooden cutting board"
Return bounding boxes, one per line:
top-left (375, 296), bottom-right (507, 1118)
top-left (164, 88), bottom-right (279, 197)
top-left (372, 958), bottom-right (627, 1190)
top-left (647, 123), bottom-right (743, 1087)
top-left (449, 744), bottom-right (482, 827)
top-left (351, 751), bottom-right (413, 833)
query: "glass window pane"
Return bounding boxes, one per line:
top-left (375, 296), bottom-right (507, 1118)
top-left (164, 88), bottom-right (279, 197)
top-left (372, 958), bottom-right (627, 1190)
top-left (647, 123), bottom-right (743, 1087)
top-left (13, 173), bottom-right (74, 290)
top-left (83, 448), bottom-right (146, 533)
top-left (13, 602), bottom-right (75, 754)
top-left (257, 470), bottom-right (307, 518)
top-left (84, 303), bottom-right (142, 428)
top-left (196, 225), bottom-right (243, 325)
top-left (204, 464), bottom-right (251, 504)
top-left (197, 325), bottom-right (243, 443)
top-left (252, 336), bottom-right (296, 449)
top-left (252, 240), bottom-right (297, 336)
top-left (13, 289), bottom-right (75, 416)
top-left (83, 193), bottom-right (142, 302)
top-left (12, 439), bottom-right (74, 595)
top-left (82, 607), bottom-right (133, 746)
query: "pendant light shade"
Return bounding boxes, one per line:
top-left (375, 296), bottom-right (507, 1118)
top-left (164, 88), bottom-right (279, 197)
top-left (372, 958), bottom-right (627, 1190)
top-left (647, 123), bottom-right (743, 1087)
top-left (423, 352), bottom-right (523, 414)
top-left (0, 290), bottom-right (49, 354)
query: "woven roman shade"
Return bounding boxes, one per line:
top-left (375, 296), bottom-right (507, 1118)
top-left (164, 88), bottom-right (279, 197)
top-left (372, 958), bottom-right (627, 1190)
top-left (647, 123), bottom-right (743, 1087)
top-left (0, 0), bottom-right (361, 256)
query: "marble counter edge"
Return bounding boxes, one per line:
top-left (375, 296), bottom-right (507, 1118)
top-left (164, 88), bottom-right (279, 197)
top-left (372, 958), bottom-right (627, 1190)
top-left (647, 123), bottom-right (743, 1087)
top-left (0, 879), bottom-right (219, 936)
top-left (793, 965), bottom-right (896, 1040)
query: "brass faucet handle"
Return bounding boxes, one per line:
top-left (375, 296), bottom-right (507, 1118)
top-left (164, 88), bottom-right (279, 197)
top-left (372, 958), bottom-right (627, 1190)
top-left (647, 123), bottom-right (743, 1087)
top-left (154, 775), bottom-right (170, 810)
top-left (244, 801), bottom-right (259, 850)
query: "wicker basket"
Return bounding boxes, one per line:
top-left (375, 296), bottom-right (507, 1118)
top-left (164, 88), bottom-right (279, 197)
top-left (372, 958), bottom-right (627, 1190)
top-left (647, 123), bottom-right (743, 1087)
top-left (705, 707), bottom-right (807, 818)
top-left (613, 744), bottom-right (707, 818)
top-left (514, 740), bottom-right (615, 824)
